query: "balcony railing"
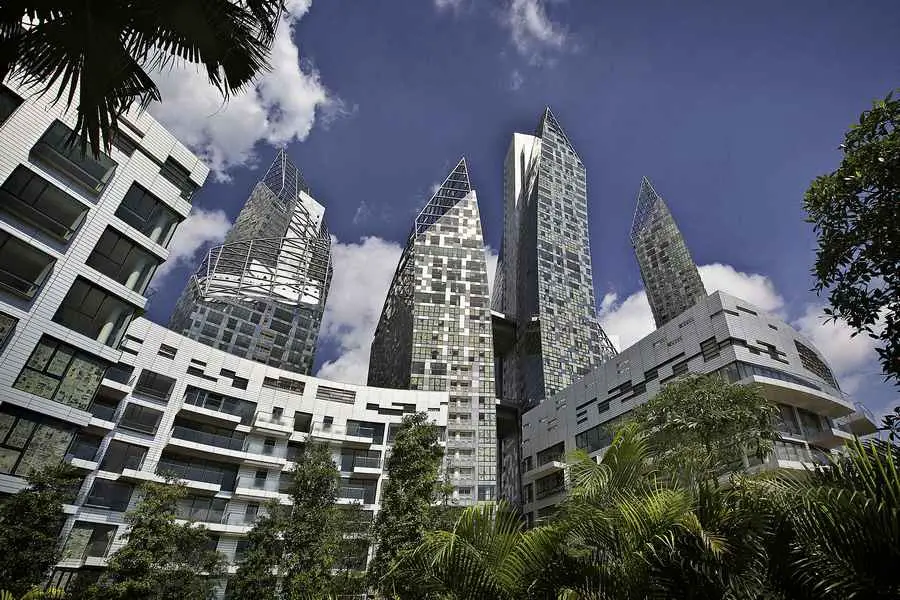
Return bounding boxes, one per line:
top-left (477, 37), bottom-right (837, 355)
top-left (243, 440), bottom-right (287, 458)
top-left (537, 453), bottom-right (563, 467)
top-left (156, 460), bottom-right (233, 489)
top-left (254, 411), bottom-right (289, 427)
top-left (104, 365), bottom-right (134, 385)
top-left (30, 120), bottom-right (117, 194)
top-left (0, 267), bottom-right (42, 299)
top-left (221, 511), bottom-right (260, 526)
top-left (313, 422), bottom-right (375, 441)
top-left (66, 439), bottom-right (100, 462)
top-left (347, 456), bottom-right (381, 469)
top-left (88, 401), bottom-right (118, 422)
top-left (237, 476), bottom-right (280, 492)
top-left (171, 426), bottom-right (245, 452)
top-left (339, 486), bottom-right (376, 503)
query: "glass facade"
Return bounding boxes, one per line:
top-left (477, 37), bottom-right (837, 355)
top-left (14, 336), bottom-right (109, 410)
top-left (368, 159), bottom-right (497, 502)
top-left (494, 108), bottom-right (617, 407)
top-left (169, 149), bottom-right (332, 374)
top-left (630, 177), bottom-right (706, 327)
top-left (0, 406), bottom-right (76, 476)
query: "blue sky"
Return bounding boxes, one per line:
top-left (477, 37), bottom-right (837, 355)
top-left (145, 0), bottom-right (900, 418)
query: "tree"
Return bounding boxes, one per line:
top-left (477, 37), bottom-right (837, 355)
top-left (368, 412), bottom-right (444, 598)
top-left (84, 479), bottom-right (224, 600)
top-left (228, 501), bottom-right (283, 600)
top-left (804, 91), bottom-right (900, 384)
top-left (0, 0), bottom-right (285, 155)
top-left (0, 464), bottom-right (81, 596)
top-left (278, 442), bottom-right (342, 600)
top-left (880, 406), bottom-right (900, 444)
top-left (631, 374), bottom-right (778, 486)
top-left (0, 590), bottom-right (64, 600)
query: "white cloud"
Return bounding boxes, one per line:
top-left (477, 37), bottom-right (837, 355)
top-left (485, 246), bottom-right (499, 296)
top-left (502, 0), bottom-right (568, 62)
top-left (149, 1), bottom-right (337, 179)
top-left (510, 69), bottom-right (525, 91)
top-left (153, 208), bottom-right (232, 281)
top-left (316, 237), bottom-right (403, 384)
top-left (434, 0), bottom-right (464, 11)
top-left (599, 263), bottom-right (785, 352)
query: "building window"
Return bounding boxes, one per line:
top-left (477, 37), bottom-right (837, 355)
top-left (0, 406), bottom-right (76, 476)
top-left (794, 341), bottom-right (839, 390)
top-left (85, 479), bottom-right (134, 511)
top-left (176, 495), bottom-right (227, 523)
top-left (53, 277), bottom-right (136, 347)
top-left (575, 423), bottom-right (614, 454)
top-left (315, 385), bottom-right (356, 405)
top-left (0, 85), bottom-right (23, 126)
top-left (86, 227), bottom-right (160, 294)
top-left (0, 166), bottom-right (89, 242)
top-left (62, 522), bottom-right (117, 561)
top-left (67, 432), bottom-right (103, 462)
top-left (100, 441), bottom-right (147, 472)
top-left (110, 130), bottom-right (139, 157)
top-left (13, 336), bottom-right (109, 410)
top-left (160, 157), bottom-right (198, 201)
top-left (114, 183), bottom-right (181, 247)
top-left (158, 344), bottom-right (178, 360)
top-left (30, 120), bottom-right (117, 194)
top-left (119, 403), bottom-right (163, 435)
top-left (157, 452), bottom-right (238, 491)
top-left (133, 369), bottom-right (176, 404)
top-left (0, 310), bottom-right (18, 353)
top-left (0, 230), bottom-right (55, 299)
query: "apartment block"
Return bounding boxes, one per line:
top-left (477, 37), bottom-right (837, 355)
top-left (519, 291), bottom-right (877, 522)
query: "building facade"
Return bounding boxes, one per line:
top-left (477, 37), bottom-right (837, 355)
top-left (45, 317), bottom-right (447, 595)
top-left (368, 159), bottom-right (497, 503)
top-left (631, 177), bottom-right (707, 328)
top-left (492, 108), bottom-right (617, 408)
top-left (169, 149), bottom-right (332, 375)
top-left (519, 291), bottom-right (877, 521)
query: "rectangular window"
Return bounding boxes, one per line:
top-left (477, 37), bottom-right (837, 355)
top-left (53, 277), bottom-right (135, 347)
top-left (183, 386), bottom-right (256, 424)
top-left (100, 440), bottom-right (147, 472)
top-left (67, 432), bottom-right (103, 462)
top-left (175, 494), bottom-right (227, 523)
top-left (0, 310), bottom-right (17, 352)
top-left (158, 344), bottom-right (177, 360)
top-left (0, 230), bottom-right (55, 299)
top-left (114, 183), bottom-right (181, 247)
top-left (315, 385), bottom-right (356, 405)
top-left (133, 369), bottom-right (176, 403)
top-left (14, 336), bottom-right (109, 410)
top-left (85, 479), bottom-right (134, 511)
top-left (293, 412), bottom-right (313, 433)
top-left (575, 423), bottom-right (613, 454)
top-left (86, 227), bottom-right (160, 293)
top-left (0, 85), bottom-right (23, 126)
top-left (700, 337), bottom-right (720, 361)
top-left (156, 451), bottom-right (238, 491)
top-left (119, 403), bottom-right (163, 435)
top-left (62, 522), bottom-right (117, 561)
top-left (110, 130), bottom-right (139, 157)
top-left (0, 166), bottom-right (88, 242)
top-left (160, 157), bottom-right (198, 201)
top-left (0, 406), bottom-right (76, 476)
top-left (30, 120), bottom-right (117, 194)
top-left (88, 394), bottom-right (119, 421)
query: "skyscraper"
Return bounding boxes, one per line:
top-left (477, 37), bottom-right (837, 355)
top-left (368, 159), bottom-right (497, 503)
top-left (170, 149), bottom-right (332, 374)
top-left (493, 108), bottom-right (617, 408)
top-left (631, 177), bottom-right (706, 328)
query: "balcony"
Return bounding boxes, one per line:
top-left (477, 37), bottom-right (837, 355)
top-left (234, 476), bottom-right (282, 500)
top-left (99, 364), bottom-right (134, 397)
top-left (810, 426), bottom-right (855, 450)
top-left (242, 440), bottom-right (288, 467)
top-left (523, 459), bottom-right (566, 481)
top-left (836, 402), bottom-right (879, 436)
top-left (0, 166), bottom-right (89, 242)
top-left (343, 455), bottom-right (381, 478)
top-left (749, 375), bottom-right (854, 418)
top-left (30, 120), bottom-right (117, 195)
top-left (338, 485), bottom-right (376, 505)
top-left (311, 422), bottom-right (375, 448)
top-left (252, 411), bottom-right (293, 435)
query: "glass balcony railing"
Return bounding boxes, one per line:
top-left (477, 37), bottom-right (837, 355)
top-left (156, 460), bottom-right (235, 489)
top-left (88, 401), bottom-right (118, 422)
top-left (67, 439), bottom-right (100, 462)
top-left (30, 120), bottom-right (117, 194)
top-left (313, 422), bottom-right (375, 440)
top-left (243, 440), bottom-right (287, 458)
top-left (339, 486), bottom-right (376, 503)
top-left (348, 456), bottom-right (381, 469)
top-left (104, 365), bottom-right (134, 385)
top-left (221, 512), bottom-right (260, 526)
top-left (171, 426), bottom-right (245, 451)
top-left (254, 411), bottom-right (289, 427)
top-left (237, 476), bottom-right (280, 492)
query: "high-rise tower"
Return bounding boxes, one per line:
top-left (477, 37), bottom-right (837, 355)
top-left (170, 149), bottom-right (332, 374)
top-left (368, 159), bottom-right (497, 503)
top-left (631, 177), bottom-right (706, 328)
top-left (493, 108), bottom-right (617, 408)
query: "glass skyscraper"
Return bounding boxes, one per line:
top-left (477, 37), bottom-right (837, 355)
top-left (493, 108), bottom-right (617, 408)
top-left (170, 149), bottom-right (332, 374)
top-left (631, 176), bottom-right (706, 328)
top-left (368, 159), bottom-right (497, 503)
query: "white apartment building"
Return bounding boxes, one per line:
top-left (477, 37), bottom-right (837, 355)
top-left (520, 291), bottom-right (878, 522)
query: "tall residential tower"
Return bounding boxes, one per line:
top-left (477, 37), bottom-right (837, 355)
top-left (368, 159), bottom-right (497, 503)
top-left (170, 150), bottom-right (332, 374)
top-left (492, 108), bottom-right (617, 408)
top-left (631, 177), bottom-right (706, 328)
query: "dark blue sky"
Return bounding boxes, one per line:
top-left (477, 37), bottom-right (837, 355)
top-left (147, 0), bottom-right (900, 415)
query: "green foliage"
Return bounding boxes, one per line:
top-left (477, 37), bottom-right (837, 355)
top-left (0, 589), bottom-right (64, 600)
top-left (228, 501), bottom-right (282, 600)
top-left (631, 374), bottom-right (778, 485)
top-left (804, 90), bottom-right (900, 384)
top-left (881, 406), bottom-right (900, 444)
top-left (0, 0), bottom-right (284, 155)
top-left (368, 412), bottom-right (444, 598)
top-left (82, 479), bottom-right (224, 600)
top-left (0, 465), bottom-right (81, 596)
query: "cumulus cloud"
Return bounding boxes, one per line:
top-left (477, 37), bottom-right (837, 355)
top-left (153, 208), bottom-right (232, 281)
top-left (149, 0), bottom-right (338, 179)
top-left (699, 263), bottom-right (785, 316)
top-left (316, 237), bottom-right (403, 384)
top-left (502, 0), bottom-right (569, 62)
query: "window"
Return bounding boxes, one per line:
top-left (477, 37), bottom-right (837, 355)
top-left (14, 336), bottom-right (109, 410)
top-left (316, 385), bottom-right (356, 404)
top-left (0, 230), bottom-right (55, 299)
top-left (535, 472), bottom-right (564, 499)
top-left (794, 341), bottom-right (839, 390)
top-left (0, 310), bottom-right (17, 352)
top-left (597, 399), bottom-right (610, 414)
top-left (53, 277), bottom-right (136, 346)
top-left (67, 432), bottom-right (103, 462)
top-left (537, 442), bottom-right (564, 466)
top-left (576, 423), bottom-right (613, 454)
top-left (110, 130), bottom-right (139, 157)
top-left (85, 479), bottom-right (133, 511)
top-left (100, 441), bottom-right (147, 472)
top-left (700, 337), bottom-right (720, 361)
top-left (262, 376), bottom-right (305, 394)
top-left (160, 157), bottom-right (198, 201)
top-left (0, 85), bottom-right (23, 126)
top-left (175, 495), bottom-right (227, 523)
top-left (293, 411), bottom-right (312, 433)
top-left (88, 394), bottom-right (119, 421)
top-left (0, 406), bottom-right (76, 476)
top-left (183, 386), bottom-right (256, 424)
top-left (86, 227), bottom-right (160, 293)
top-left (133, 369), bottom-right (176, 403)
top-left (158, 344), bottom-right (178, 360)
top-left (62, 522), bottom-right (117, 561)
top-left (30, 120), bottom-right (117, 194)
top-left (156, 451), bottom-right (238, 490)
top-left (115, 183), bottom-right (180, 247)
top-left (119, 403), bottom-right (163, 435)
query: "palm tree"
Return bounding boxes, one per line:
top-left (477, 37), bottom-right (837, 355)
top-left (0, 0), bottom-right (284, 155)
top-left (0, 589), bottom-right (64, 600)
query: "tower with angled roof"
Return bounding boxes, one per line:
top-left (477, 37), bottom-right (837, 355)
top-left (631, 177), bottom-right (706, 328)
top-left (493, 108), bottom-right (617, 410)
top-left (169, 148), bottom-right (332, 374)
top-left (368, 158), bottom-right (497, 503)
